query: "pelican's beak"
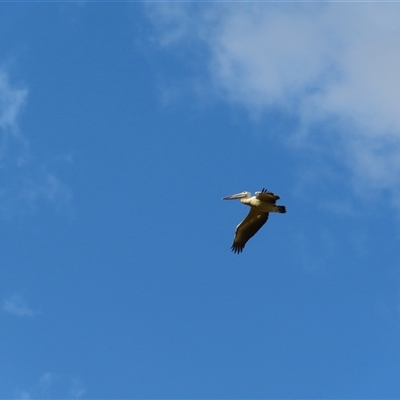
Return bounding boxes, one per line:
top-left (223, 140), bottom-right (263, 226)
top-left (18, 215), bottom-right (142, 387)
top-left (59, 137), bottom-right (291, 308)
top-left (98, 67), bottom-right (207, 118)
top-left (222, 192), bottom-right (247, 200)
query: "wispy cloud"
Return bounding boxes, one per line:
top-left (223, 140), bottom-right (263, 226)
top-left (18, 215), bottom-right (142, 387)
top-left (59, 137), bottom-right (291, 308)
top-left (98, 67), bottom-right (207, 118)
top-left (16, 372), bottom-right (85, 399)
top-left (147, 3), bottom-right (400, 206)
top-left (0, 67), bottom-right (72, 218)
top-left (0, 69), bottom-right (27, 131)
top-left (3, 293), bottom-right (37, 318)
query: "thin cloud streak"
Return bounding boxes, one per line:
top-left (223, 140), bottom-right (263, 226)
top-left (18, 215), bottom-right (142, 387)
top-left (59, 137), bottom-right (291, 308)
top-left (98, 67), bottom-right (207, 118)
top-left (3, 293), bottom-right (37, 318)
top-left (0, 67), bottom-right (72, 218)
top-left (15, 372), bottom-right (85, 399)
top-left (147, 3), bottom-right (400, 204)
top-left (0, 69), bottom-right (27, 131)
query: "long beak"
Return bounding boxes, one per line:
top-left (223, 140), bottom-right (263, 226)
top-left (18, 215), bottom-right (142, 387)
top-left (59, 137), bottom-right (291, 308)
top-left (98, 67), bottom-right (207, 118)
top-left (222, 192), bottom-right (247, 200)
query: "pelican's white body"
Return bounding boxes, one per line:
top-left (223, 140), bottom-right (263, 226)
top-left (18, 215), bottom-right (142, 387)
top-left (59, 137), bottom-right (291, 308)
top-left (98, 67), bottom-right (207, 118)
top-left (223, 191), bottom-right (282, 213)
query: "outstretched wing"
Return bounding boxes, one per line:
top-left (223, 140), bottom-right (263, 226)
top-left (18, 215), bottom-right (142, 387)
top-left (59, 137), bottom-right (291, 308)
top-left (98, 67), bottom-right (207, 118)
top-left (255, 187), bottom-right (280, 203)
top-left (231, 208), bottom-right (269, 254)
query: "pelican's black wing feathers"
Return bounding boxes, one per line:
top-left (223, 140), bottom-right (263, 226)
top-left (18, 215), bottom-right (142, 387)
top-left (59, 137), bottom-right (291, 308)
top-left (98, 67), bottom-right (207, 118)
top-left (256, 188), bottom-right (280, 203)
top-left (231, 208), bottom-right (269, 254)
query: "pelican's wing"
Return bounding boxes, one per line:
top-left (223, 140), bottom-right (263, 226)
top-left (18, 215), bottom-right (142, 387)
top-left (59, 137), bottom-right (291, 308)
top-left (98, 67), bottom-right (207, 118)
top-left (231, 208), bottom-right (269, 254)
top-left (255, 187), bottom-right (279, 203)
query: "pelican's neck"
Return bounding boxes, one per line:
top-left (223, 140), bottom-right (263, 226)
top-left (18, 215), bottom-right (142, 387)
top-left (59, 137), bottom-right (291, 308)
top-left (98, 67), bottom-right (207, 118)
top-left (240, 196), bottom-right (253, 206)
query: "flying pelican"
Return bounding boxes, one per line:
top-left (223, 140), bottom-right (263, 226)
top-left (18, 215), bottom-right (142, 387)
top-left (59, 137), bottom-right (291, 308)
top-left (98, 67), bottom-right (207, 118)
top-left (222, 188), bottom-right (286, 253)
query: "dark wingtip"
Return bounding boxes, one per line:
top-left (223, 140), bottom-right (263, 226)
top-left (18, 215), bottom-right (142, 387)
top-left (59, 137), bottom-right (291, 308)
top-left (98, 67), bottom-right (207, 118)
top-left (278, 205), bottom-right (287, 213)
top-left (261, 187), bottom-right (276, 195)
top-left (231, 244), bottom-right (244, 254)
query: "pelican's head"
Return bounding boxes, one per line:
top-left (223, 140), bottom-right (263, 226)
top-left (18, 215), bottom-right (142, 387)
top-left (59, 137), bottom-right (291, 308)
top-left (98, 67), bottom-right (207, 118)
top-left (222, 191), bottom-right (251, 200)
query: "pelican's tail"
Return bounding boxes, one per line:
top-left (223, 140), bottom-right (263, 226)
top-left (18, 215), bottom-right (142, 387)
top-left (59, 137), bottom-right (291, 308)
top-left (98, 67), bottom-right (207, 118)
top-left (277, 205), bottom-right (286, 213)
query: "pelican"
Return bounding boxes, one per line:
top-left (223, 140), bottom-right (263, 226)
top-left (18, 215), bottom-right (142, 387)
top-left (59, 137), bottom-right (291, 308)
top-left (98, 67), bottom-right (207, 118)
top-left (222, 188), bottom-right (286, 253)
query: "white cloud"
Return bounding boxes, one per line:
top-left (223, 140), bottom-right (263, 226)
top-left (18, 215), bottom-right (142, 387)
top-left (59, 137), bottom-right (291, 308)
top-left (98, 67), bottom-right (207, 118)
top-left (16, 372), bottom-right (85, 399)
top-left (0, 67), bottom-right (72, 217)
top-left (3, 293), bottom-right (37, 318)
top-left (148, 3), bottom-right (400, 205)
top-left (0, 69), bottom-right (27, 131)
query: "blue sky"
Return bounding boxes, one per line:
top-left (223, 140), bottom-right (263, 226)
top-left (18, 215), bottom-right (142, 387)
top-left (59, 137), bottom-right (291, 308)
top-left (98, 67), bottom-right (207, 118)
top-left (1, 2), bottom-right (400, 399)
